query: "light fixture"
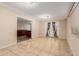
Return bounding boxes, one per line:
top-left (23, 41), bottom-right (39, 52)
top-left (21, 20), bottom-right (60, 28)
top-left (38, 14), bottom-right (52, 19)
top-left (25, 2), bottom-right (36, 8)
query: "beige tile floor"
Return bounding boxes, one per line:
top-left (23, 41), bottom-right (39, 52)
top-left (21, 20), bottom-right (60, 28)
top-left (0, 37), bottom-right (73, 56)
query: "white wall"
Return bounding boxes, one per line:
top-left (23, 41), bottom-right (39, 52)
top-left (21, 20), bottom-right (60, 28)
top-left (37, 21), bottom-right (45, 37)
top-left (31, 20), bottom-right (42, 38)
top-left (67, 4), bottom-right (79, 55)
top-left (0, 6), bottom-right (40, 49)
top-left (0, 6), bottom-right (17, 48)
top-left (58, 20), bottom-right (67, 39)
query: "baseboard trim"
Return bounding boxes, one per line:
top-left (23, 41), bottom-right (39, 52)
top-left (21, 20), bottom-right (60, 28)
top-left (67, 39), bottom-right (75, 56)
top-left (0, 42), bottom-right (17, 49)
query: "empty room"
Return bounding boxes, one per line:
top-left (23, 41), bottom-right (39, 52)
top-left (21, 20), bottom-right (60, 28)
top-left (0, 2), bottom-right (79, 56)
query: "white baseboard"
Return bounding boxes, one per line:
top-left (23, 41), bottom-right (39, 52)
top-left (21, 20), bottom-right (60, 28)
top-left (0, 42), bottom-right (17, 49)
top-left (67, 39), bottom-right (75, 56)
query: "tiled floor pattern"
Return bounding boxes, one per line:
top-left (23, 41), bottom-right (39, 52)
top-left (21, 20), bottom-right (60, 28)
top-left (0, 37), bottom-right (73, 56)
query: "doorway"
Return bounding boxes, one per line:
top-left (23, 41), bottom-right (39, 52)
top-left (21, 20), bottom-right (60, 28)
top-left (17, 17), bottom-right (32, 42)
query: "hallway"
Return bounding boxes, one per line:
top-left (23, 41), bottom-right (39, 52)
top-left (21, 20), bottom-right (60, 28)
top-left (0, 38), bottom-right (73, 56)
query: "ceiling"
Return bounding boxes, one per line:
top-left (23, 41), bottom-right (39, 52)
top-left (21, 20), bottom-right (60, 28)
top-left (0, 2), bottom-right (73, 21)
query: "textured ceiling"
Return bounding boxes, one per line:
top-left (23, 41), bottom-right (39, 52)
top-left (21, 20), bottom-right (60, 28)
top-left (0, 2), bottom-right (73, 21)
